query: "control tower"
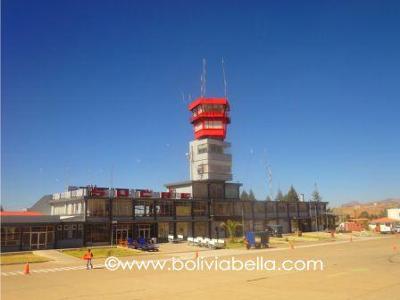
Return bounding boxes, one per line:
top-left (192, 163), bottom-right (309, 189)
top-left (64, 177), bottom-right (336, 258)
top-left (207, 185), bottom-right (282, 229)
top-left (188, 97), bottom-right (232, 181)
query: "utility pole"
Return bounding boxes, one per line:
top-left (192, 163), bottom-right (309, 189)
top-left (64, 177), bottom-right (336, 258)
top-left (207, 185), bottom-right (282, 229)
top-left (241, 201), bottom-right (245, 237)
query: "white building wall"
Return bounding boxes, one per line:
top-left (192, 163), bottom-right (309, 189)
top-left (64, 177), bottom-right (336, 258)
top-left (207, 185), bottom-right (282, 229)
top-left (51, 200), bottom-right (85, 216)
top-left (172, 185), bottom-right (193, 194)
top-left (189, 138), bottom-right (232, 181)
top-left (387, 208), bottom-right (400, 220)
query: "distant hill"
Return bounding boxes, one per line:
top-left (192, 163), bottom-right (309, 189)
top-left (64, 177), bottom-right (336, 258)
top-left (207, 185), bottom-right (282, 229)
top-left (332, 198), bottom-right (400, 219)
top-left (29, 194), bottom-right (52, 214)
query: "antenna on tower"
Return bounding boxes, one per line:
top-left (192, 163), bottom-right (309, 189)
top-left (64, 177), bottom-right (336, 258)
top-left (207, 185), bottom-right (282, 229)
top-left (181, 91), bottom-right (186, 104)
top-left (110, 165), bottom-right (114, 190)
top-left (267, 164), bottom-right (273, 200)
top-left (221, 57), bottom-right (227, 98)
top-left (200, 58), bottom-right (207, 97)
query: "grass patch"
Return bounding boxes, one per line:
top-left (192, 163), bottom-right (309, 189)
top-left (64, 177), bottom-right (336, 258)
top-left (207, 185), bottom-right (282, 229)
top-left (301, 232), bottom-right (333, 240)
top-left (61, 247), bottom-right (142, 259)
top-left (0, 252), bottom-right (50, 265)
top-left (269, 237), bottom-right (291, 244)
top-left (226, 239), bottom-right (245, 249)
top-left (270, 233), bottom-right (334, 245)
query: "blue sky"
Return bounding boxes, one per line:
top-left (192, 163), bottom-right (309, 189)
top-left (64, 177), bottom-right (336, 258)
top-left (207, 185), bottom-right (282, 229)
top-left (2, 0), bottom-right (400, 209)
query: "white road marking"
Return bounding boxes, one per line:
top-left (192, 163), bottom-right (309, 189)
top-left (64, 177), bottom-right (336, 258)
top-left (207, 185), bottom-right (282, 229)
top-left (1, 264), bottom-right (104, 277)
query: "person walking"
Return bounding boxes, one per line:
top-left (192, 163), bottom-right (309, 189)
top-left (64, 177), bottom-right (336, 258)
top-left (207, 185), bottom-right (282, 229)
top-left (83, 249), bottom-right (93, 270)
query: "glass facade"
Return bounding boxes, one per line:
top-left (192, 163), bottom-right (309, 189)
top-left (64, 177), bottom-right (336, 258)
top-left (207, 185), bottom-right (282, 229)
top-left (214, 201), bottom-right (232, 216)
top-left (85, 224), bottom-right (109, 244)
top-left (134, 200), bottom-right (155, 217)
top-left (234, 201), bottom-right (243, 216)
top-left (57, 224), bottom-right (83, 240)
top-left (156, 201), bottom-right (174, 217)
top-left (87, 199), bottom-right (110, 217)
top-left (225, 183), bottom-right (239, 198)
top-left (198, 143), bottom-right (224, 154)
top-left (278, 202), bottom-right (288, 216)
top-left (176, 222), bottom-right (192, 238)
top-left (254, 202), bottom-right (265, 218)
top-left (266, 202), bottom-right (277, 217)
top-left (1, 227), bottom-right (21, 247)
top-left (192, 182), bottom-right (209, 198)
top-left (158, 222), bottom-right (173, 240)
top-left (254, 221), bottom-right (265, 231)
top-left (209, 183), bottom-right (224, 198)
top-left (243, 202), bottom-right (253, 218)
top-left (298, 202), bottom-right (308, 217)
top-left (176, 201), bottom-right (191, 217)
top-left (193, 201), bottom-right (207, 216)
top-left (289, 203), bottom-right (297, 214)
top-left (194, 222), bottom-right (208, 237)
top-left (1, 225), bottom-right (55, 251)
top-left (112, 199), bottom-right (133, 216)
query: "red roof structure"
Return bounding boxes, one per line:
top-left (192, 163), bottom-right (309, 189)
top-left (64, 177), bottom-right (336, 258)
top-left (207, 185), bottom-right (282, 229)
top-left (0, 211), bottom-right (43, 216)
top-left (369, 217), bottom-right (398, 224)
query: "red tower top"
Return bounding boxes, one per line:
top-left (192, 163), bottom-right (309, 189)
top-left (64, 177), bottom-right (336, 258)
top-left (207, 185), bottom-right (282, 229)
top-left (188, 97), bottom-right (230, 140)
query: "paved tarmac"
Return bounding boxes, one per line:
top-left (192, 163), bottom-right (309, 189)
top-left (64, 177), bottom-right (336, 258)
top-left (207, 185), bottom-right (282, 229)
top-left (1, 235), bottom-right (399, 300)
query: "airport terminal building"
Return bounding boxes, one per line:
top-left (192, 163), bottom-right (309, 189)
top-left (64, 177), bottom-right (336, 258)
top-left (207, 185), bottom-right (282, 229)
top-left (1, 97), bottom-right (333, 252)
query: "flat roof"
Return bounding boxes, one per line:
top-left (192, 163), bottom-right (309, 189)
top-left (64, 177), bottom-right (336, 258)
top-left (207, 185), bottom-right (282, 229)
top-left (188, 97), bottom-right (229, 111)
top-left (164, 180), bottom-right (243, 189)
top-left (369, 217), bottom-right (399, 224)
top-left (164, 180), bottom-right (193, 188)
top-left (0, 211), bottom-right (43, 216)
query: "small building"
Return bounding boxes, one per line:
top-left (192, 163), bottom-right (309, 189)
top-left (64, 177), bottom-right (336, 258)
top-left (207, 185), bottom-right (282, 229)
top-left (368, 217), bottom-right (399, 232)
top-left (387, 208), bottom-right (400, 221)
top-left (0, 210), bottom-right (86, 252)
top-left (337, 218), bottom-right (368, 232)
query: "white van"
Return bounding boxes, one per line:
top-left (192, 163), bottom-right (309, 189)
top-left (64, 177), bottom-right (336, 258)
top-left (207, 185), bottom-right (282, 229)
top-left (379, 223), bottom-right (393, 234)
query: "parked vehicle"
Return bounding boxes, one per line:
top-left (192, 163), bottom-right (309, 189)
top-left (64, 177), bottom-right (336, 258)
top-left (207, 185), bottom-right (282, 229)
top-left (266, 225), bottom-right (283, 238)
top-left (393, 225), bottom-right (400, 233)
top-left (129, 237), bottom-right (160, 251)
top-left (245, 231), bottom-right (270, 249)
top-left (379, 223), bottom-right (393, 234)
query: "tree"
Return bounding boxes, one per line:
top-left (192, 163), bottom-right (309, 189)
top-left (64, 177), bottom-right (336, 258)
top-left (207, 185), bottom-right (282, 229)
top-left (311, 188), bottom-right (322, 202)
top-left (240, 190), bottom-right (249, 200)
top-left (0, 205), bottom-right (3, 212)
top-left (265, 196), bottom-right (272, 201)
top-left (359, 211), bottom-right (370, 219)
top-left (285, 185), bottom-right (300, 202)
top-left (275, 189), bottom-right (284, 201)
top-left (221, 220), bottom-right (242, 242)
top-left (248, 189), bottom-right (256, 201)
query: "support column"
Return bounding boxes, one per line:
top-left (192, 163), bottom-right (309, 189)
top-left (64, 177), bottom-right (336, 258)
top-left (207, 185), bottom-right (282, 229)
top-left (208, 198), bottom-right (213, 238)
top-left (251, 201), bottom-right (255, 231)
top-left (173, 200), bottom-right (177, 237)
top-left (191, 199), bottom-right (195, 237)
top-left (109, 196), bottom-right (113, 246)
top-left (287, 202), bottom-right (292, 233)
top-left (83, 197), bottom-right (88, 246)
